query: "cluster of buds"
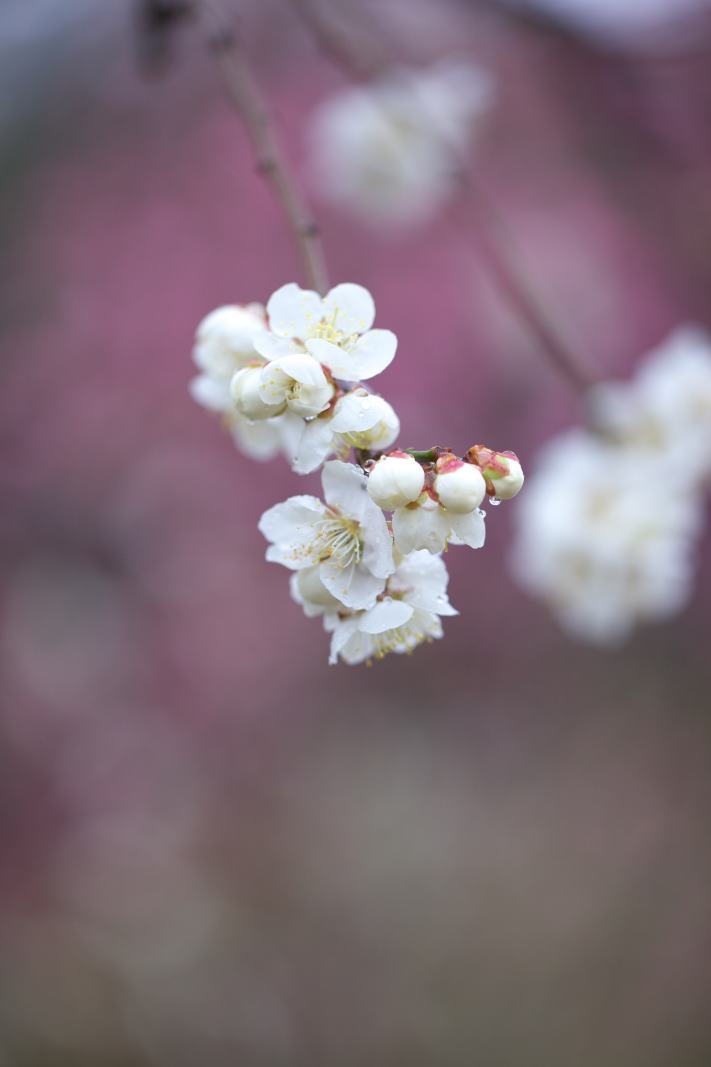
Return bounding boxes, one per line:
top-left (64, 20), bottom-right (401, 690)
top-left (190, 281), bottom-right (524, 665)
top-left (365, 446), bottom-right (523, 557)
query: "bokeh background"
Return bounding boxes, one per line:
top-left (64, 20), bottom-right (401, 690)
top-left (1, 1), bottom-right (711, 1064)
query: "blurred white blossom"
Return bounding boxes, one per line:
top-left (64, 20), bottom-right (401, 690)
top-left (189, 303), bottom-right (289, 461)
top-left (308, 61), bottom-right (493, 226)
top-left (589, 326), bottom-right (711, 490)
top-left (510, 429), bottom-right (703, 644)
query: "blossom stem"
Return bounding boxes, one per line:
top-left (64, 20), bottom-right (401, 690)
top-left (290, 0), bottom-right (596, 395)
top-left (290, 0), bottom-right (387, 81)
top-left (199, 2), bottom-right (329, 294)
top-left (405, 448), bottom-right (438, 463)
top-left (456, 173), bottom-right (597, 395)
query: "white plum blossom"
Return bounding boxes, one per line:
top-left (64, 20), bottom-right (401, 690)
top-left (588, 326), bottom-right (711, 489)
top-left (510, 429), bottom-right (703, 644)
top-left (258, 460), bottom-right (394, 610)
top-left (308, 62), bottom-right (493, 227)
top-left (392, 491), bottom-right (486, 555)
top-left (290, 389), bottom-right (400, 475)
top-left (192, 303), bottom-right (267, 383)
top-left (256, 282), bottom-right (397, 383)
top-left (189, 302), bottom-right (286, 460)
top-left (367, 452), bottom-right (425, 510)
top-left (189, 280), bottom-right (526, 664)
top-left (321, 551), bottom-right (458, 665)
top-left (434, 459), bottom-right (487, 513)
top-left (256, 352), bottom-right (335, 419)
top-left (289, 566), bottom-right (343, 618)
top-left (230, 364), bottom-right (286, 420)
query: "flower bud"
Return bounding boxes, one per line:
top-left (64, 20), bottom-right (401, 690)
top-left (231, 366), bottom-right (285, 420)
top-left (367, 452), bottom-right (425, 510)
top-left (467, 445), bottom-right (524, 500)
top-left (434, 457), bottom-right (486, 513)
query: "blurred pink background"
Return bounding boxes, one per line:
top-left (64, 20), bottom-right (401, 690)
top-left (1, 1), bottom-right (710, 1063)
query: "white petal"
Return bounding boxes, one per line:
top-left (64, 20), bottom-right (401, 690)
top-left (304, 337), bottom-right (347, 374)
top-left (258, 496), bottom-right (326, 569)
top-left (329, 390), bottom-right (386, 433)
top-left (252, 332), bottom-right (297, 361)
top-left (189, 374), bottom-right (230, 412)
top-left (320, 559), bottom-right (386, 610)
top-left (392, 504), bottom-right (447, 555)
top-left (270, 353), bottom-right (329, 388)
top-left (323, 329), bottom-right (398, 381)
top-left (322, 283), bottom-right (375, 334)
top-left (292, 416), bottom-right (337, 474)
top-left (358, 597), bottom-right (414, 634)
top-left (321, 460), bottom-right (371, 518)
top-left (232, 415), bottom-right (283, 461)
top-left (391, 551), bottom-right (458, 615)
top-left (258, 363), bottom-right (291, 407)
top-left (267, 283), bottom-right (324, 338)
top-left (329, 617), bottom-right (360, 664)
top-left (277, 410), bottom-right (308, 463)
top-left (360, 504), bottom-right (395, 579)
top-left (448, 509), bottom-right (486, 550)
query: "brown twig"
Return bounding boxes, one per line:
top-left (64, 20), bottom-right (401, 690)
top-left (291, 0), bottom-right (388, 81)
top-left (290, 0), bottom-right (597, 394)
top-left (456, 170), bottom-right (597, 394)
top-left (199, 1), bottom-right (329, 294)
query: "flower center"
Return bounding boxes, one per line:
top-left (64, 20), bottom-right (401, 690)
top-left (371, 619), bottom-right (429, 660)
top-left (310, 316), bottom-right (358, 350)
top-left (314, 516), bottom-right (361, 568)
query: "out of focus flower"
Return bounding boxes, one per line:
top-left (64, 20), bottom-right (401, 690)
top-left (189, 302), bottom-right (288, 460)
top-left (589, 326), bottom-right (711, 490)
top-left (322, 551), bottom-right (458, 665)
top-left (291, 389), bottom-right (400, 474)
top-left (512, 0), bottom-right (710, 49)
top-left (392, 489), bottom-right (487, 554)
top-left (366, 452), bottom-right (425, 510)
top-left (255, 282), bottom-right (397, 382)
top-left (259, 460), bottom-right (394, 609)
top-left (191, 303), bottom-right (266, 391)
top-left (510, 429), bottom-right (703, 644)
top-left (308, 62), bottom-right (493, 226)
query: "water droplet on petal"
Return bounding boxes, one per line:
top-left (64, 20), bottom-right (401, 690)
top-left (490, 497), bottom-right (501, 506)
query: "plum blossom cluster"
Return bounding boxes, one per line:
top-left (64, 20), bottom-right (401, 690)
top-left (308, 61), bottom-right (493, 227)
top-left (191, 281), bottom-right (524, 664)
top-left (511, 326), bottom-right (711, 644)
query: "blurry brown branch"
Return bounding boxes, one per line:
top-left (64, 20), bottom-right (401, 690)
top-left (290, 0), bottom-right (596, 395)
top-left (457, 172), bottom-right (598, 394)
top-left (199, 1), bottom-right (329, 294)
top-left (290, 0), bottom-right (387, 81)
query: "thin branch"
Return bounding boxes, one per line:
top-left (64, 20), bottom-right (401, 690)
top-left (199, 1), bottom-right (329, 294)
top-left (291, 0), bottom-right (388, 81)
top-left (290, 0), bottom-right (597, 394)
top-left (456, 171), bottom-right (598, 394)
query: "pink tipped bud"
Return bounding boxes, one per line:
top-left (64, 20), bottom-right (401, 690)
top-left (467, 444), bottom-right (524, 500)
top-left (434, 458), bottom-right (486, 513)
